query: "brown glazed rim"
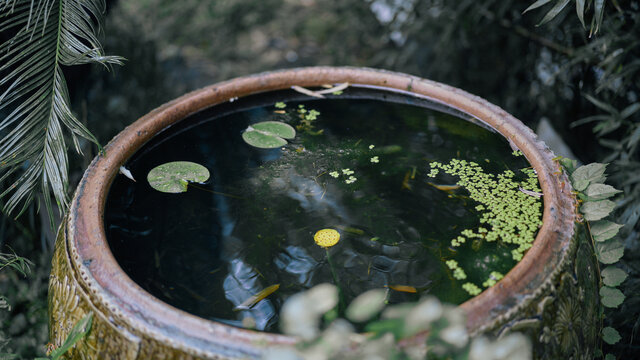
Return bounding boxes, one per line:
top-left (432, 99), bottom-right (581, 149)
top-left (67, 67), bottom-right (576, 358)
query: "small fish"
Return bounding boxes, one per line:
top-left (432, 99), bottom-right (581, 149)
top-left (291, 85), bottom-right (325, 98)
top-left (234, 284), bottom-right (280, 311)
top-left (385, 285), bottom-right (418, 293)
top-left (274, 110), bottom-right (286, 114)
top-left (119, 166), bottom-right (135, 182)
top-left (427, 182), bottom-right (460, 191)
top-left (519, 187), bottom-right (543, 198)
top-left (401, 171), bottom-right (412, 190)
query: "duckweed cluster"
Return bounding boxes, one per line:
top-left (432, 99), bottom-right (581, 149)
top-left (428, 157), bottom-right (543, 295)
top-left (296, 104), bottom-right (323, 135)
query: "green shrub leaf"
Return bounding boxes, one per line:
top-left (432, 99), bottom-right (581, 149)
top-left (600, 286), bottom-right (625, 308)
top-left (595, 238), bottom-right (625, 264)
top-left (242, 121), bottom-right (296, 149)
top-left (346, 289), bottom-right (387, 322)
top-left (602, 326), bottom-right (622, 345)
top-left (581, 200), bottom-right (616, 221)
top-left (571, 163), bottom-right (607, 191)
top-left (364, 318), bottom-right (405, 339)
top-left (590, 221), bottom-right (624, 242)
top-left (604, 354), bottom-right (617, 360)
top-left (537, 0), bottom-right (571, 26)
top-left (591, 0), bottom-right (605, 36)
top-left (575, 0), bottom-right (586, 28)
top-left (147, 161), bottom-right (210, 193)
top-left (523, 0), bottom-right (552, 14)
top-left (585, 183), bottom-right (622, 200)
top-left (601, 266), bottom-right (628, 287)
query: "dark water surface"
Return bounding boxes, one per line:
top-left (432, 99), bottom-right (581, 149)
top-left (105, 87), bottom-right (531, 332)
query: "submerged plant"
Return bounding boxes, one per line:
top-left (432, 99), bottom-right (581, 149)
top-left (428, 155), bottom-right (543, 295)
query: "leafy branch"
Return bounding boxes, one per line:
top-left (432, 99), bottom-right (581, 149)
top-left (0, 0), bottom-right (123, 226)
top-left (524, 0), bottom-right (609, 36)
top-left (560, 159), bottom-right (627, 358)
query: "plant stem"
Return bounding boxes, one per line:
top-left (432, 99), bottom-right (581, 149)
top-left (325, 248), bottom-right (346, 312)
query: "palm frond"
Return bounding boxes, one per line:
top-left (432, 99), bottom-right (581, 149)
top-left (0, 0), bottom-right (123, 225)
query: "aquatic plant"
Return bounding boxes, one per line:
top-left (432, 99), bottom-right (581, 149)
top-left (242, 121), bottom-right (297, 149)
top-left (146, 161), bottom-right (210, 193)
top-left (295, 104), bottom-right (324, 135)
top-left (428, 156), bottom-right (543, 295)
top-left (314, 229), bottom-right (341, 248)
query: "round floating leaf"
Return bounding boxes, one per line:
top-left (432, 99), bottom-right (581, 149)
top-left (242, 121), bottom-right (296, 149)
top-left (602, 326), bottom-right (622, 345)
top-left (604, 354), bottom-right (616, 360)
top-left (346, 289), bottom-right (387, 322)
top-left (600, 286), bottom-right (625, 308)
top-left (581, 200), bottom-right (616, 221)
top-left (601, 266), bottom-right (628, 287)
top-left (147, 161), bottom-right (210, 193)
top-left (251, 121), bottom-right (296, 139)
top-left (591, 220), bottom-right (624, 242)
top-left (595, 238), bottom-right (625, 264)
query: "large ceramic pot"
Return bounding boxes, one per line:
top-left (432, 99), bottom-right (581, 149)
top-left (48, 67), bottom-right (600, 359)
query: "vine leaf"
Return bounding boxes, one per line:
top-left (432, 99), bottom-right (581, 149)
top-left (571, 163), bottom-right (607, 191)
top-left (590, 220), bottom-right (624, 242)
top-left (0, 0), bottom-right (124, 226)
top-left (600, 286), bottom-right (625, 308)
top-left (601, 266), bottom-right (628, 287)
top-left (595, 238), bottom-right (625, 264)
top-left (602, 326), bottom-right (622, 345)
top-left (584, 183), bottom-right (622, 200)
top-left (581, 200), bottom-right (616, 221)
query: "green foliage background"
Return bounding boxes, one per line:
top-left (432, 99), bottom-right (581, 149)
top-left (1, 0), bottom-right (639, 358)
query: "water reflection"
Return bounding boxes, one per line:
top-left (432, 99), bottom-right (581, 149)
top-left (222, 259), bottom-right (276, 330)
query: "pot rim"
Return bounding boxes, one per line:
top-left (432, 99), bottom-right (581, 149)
top-left (67, 66), bottom-right (576, 358)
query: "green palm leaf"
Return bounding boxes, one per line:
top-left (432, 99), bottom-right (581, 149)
top-left (0, 0), bottom-right (123, 225)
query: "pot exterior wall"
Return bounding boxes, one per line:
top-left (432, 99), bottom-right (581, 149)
top-left (46, 67), bottom-right (601, 359)
top-left (49, 220), bottom-right (218, 360)
top-left (482, 224), bottom-right (601, 359)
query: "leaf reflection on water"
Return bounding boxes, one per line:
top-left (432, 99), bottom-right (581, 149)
top-left (223, 259), bottom-right (276, 330)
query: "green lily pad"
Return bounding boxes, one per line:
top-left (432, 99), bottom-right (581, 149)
top-left (242, 121), bottom-right (296, 149)
top-left (147, 161), bottom-right (210, 193)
